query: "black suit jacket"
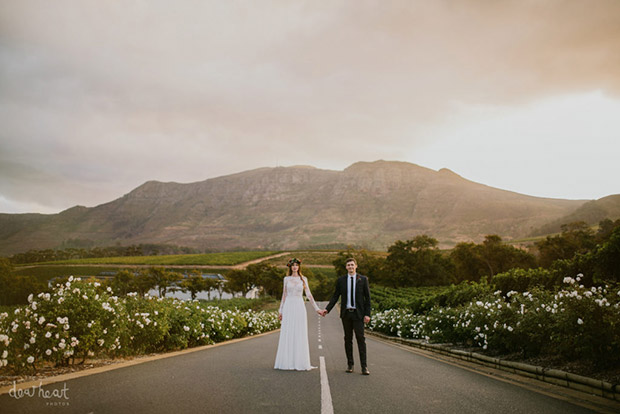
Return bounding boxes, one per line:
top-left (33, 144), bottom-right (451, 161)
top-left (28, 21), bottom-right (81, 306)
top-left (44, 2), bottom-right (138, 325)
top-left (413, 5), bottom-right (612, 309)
top-left (325, 274), bottom-right (371, 320)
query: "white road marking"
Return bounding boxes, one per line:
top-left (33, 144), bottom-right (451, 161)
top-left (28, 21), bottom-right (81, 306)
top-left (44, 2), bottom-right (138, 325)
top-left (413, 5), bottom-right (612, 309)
top-left (319, 345), bottom-right (323, 349)
top-left (319, 356), bottom-right (334, 414)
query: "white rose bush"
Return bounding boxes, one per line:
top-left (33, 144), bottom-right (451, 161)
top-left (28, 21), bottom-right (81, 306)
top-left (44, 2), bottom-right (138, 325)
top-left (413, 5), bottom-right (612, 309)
top-left (369, 274), bottom-right (620, 366)
top-left (0, 278), bottom-right (279, 373)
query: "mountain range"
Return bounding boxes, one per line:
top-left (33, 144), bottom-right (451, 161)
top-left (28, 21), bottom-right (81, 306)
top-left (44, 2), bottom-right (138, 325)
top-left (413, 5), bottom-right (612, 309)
top-left (1, 160), bottom-right (618, 255)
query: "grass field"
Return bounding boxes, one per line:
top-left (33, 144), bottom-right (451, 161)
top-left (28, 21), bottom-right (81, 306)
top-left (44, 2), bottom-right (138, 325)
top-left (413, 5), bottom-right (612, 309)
top-left (24, 251), bottom-right (279, 266)
top-left (263, 250), bottom-right (387, 267)
top-left (263, 251), bottom-right (341, 266)
top-left (507, 235), bottom-right (550, 244)
top-left (13, 265), bottom-right (234, 281)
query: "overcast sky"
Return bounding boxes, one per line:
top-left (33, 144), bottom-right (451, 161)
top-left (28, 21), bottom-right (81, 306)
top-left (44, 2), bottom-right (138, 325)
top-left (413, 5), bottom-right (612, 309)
top-left (1, 0), bottom-right (619, 214)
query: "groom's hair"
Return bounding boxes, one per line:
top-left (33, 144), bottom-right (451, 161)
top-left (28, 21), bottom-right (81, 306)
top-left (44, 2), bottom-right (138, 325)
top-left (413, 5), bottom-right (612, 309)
top-left (345, 258), bottom-right (357, 265)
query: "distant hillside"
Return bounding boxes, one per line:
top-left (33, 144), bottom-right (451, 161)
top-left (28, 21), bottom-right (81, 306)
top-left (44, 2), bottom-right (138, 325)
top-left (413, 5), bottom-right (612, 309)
top-left (0, 161), bottom-right (589, 255)
top-left (531, 194), bottom-right (620, 235)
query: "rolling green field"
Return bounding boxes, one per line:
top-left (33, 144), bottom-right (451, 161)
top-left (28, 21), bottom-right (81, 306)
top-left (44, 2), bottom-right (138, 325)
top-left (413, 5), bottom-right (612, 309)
top-left (13, 266), bottom-right (125, 280)
top-left (263, 250), bottom-right (388, 267)
top-left (12, 266), bottom-right (232, 280)
top-left (263, 251), bottom-right (341, 266)
top-left (23, 251), bottom-right (279, 266)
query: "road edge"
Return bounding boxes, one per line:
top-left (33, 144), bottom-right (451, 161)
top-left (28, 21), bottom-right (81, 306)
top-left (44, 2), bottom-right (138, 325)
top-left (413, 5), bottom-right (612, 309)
top-left (367, 331), bottom-right (619, 402)
top-left (0, 329), bottom-right (279, 396)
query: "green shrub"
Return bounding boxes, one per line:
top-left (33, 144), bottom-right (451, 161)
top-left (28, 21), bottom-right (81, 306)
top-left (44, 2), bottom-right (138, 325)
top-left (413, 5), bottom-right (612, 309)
top-left (491, 267), bottom-right (558, 294)
top-left (0, 278), bottom-right (280, 373)
top-left (369, 274), bottom-right (620, 366)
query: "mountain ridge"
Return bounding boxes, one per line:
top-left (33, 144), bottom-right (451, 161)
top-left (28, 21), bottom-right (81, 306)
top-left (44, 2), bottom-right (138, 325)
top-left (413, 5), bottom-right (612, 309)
top-left (1, 160), bottom-right (616, 255)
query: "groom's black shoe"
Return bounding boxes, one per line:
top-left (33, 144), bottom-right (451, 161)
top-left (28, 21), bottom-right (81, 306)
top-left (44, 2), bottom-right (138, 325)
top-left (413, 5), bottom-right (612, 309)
top-left (346, 365), bottom-right (353, 373)
top-left (362, 367), bottom-right (370, 375)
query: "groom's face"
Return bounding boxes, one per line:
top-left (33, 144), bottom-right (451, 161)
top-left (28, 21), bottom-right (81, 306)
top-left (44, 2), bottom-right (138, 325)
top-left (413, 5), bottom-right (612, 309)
top-left (346, 261), bottom-right (357, 274)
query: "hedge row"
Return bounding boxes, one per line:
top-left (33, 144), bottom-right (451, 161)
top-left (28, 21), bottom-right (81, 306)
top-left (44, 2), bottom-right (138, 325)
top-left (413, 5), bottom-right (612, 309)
top-left (370, 274), bottom-right (620, 366)
top-left (0, 278), bottom-right (279, 373)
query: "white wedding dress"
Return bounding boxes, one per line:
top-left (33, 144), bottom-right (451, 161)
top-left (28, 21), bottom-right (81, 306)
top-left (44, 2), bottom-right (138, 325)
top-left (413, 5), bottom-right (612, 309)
top-left (274, 276), bottom-right (319, 371)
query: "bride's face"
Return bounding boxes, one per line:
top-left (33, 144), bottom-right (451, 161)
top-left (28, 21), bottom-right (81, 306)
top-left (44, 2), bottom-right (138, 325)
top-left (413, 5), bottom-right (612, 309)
top-left (291, 263), bottom-right (299, 272)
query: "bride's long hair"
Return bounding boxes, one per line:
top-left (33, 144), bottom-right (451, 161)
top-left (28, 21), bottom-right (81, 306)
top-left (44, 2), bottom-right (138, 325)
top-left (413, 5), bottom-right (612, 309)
top-left (286, 258), bottom-right (307, 290)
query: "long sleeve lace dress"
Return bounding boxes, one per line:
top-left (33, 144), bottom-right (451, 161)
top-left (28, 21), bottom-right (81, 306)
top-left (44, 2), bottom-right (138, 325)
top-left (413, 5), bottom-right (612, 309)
top-left (274, 276), bottom-right (319, 370)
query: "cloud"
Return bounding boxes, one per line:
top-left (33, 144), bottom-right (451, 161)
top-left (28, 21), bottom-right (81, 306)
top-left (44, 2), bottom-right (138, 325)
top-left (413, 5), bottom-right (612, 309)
top-left (1, 0), bottom-right (619, 212)
top-left (0, 158), bottom-right (107, 211)
top-left (415, 90), bottom-right (620, 200)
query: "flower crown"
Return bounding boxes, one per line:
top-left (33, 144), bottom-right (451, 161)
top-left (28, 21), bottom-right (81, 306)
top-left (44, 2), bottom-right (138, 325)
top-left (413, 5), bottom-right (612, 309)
top-left (286, 258), bottom-right (301, 267)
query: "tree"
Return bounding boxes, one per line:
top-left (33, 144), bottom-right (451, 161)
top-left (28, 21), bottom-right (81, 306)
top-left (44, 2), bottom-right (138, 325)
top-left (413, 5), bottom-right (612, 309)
top-left (134, 269), bottom-right (156, 296)
top-left (597, 218), bottom-right (615, 241)
top-left (0, 258), bottom-right (15, 305)
top-left (594, 226), bottom-right (620, 282)
top-left (384, 235), bottom-right (453, 287)
top-left (306, 268), bottom-right (336, 301)
top-left (596, 218), bottom-right (620, 242)
top-left (225, 263), bottom-right (281, 297)
top-left (246, 263), bottom-right (273, 290)
top-left (111, 270), bottom-right (135, 296)
top-left (478, 235), bottom-right (536, 277)
top-left (536, 221), bottom-right (596, 267)
top-left (253, 264), bottom-right (285, 297)
top-left (215, 279), bottom-right (225, 299)
top-left (332, 249), bottom-right (385, 283)
top-left (224, 269), bottom-right (253, 297)
top-left (0, 258), bottom-right (47, 305)
top-left (148, 267), bottom-right (181, 297)
top-left (179, 270), bottom-right (209, 300)
top-left (450, 242), bottom-right (488, 283)
top-left (202, 277), bottom-right (219, 300)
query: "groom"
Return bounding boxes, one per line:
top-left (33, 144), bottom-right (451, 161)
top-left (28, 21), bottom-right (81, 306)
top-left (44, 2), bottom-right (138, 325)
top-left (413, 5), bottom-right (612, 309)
top-left (322, 257), bottom-right (371, 375)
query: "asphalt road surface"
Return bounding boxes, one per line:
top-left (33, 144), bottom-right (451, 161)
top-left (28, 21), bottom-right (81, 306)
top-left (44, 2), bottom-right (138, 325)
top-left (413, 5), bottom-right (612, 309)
top-left (1, 301), bottom-right (618, 414)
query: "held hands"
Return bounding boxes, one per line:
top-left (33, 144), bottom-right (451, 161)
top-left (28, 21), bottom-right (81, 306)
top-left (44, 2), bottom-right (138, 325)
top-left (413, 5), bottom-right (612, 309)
top-left (364, 316), bottom-right (370, 324)
top-left (278, 313), bottom-right (282, 321)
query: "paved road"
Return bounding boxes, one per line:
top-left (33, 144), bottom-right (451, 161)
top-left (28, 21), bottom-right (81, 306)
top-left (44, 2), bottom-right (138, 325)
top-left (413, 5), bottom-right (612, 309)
top-left (1, 301), bottom-right (617, 413)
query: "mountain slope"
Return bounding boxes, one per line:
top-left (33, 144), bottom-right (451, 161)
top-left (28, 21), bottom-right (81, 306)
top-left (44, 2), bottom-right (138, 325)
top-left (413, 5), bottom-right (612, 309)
top-left (531, 194), bottom-right (620, 235)
top-left (0, 161), bottom-right (590, 254)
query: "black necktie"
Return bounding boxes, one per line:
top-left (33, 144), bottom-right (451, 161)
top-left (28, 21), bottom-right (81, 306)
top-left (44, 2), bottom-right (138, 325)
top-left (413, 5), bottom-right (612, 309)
top-left (349, 277), bottom-right (355, 308)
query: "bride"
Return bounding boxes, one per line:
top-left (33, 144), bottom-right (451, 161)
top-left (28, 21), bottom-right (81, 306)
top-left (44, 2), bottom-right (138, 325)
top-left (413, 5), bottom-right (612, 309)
top-left (274, 258), bottom-right (324, 371)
